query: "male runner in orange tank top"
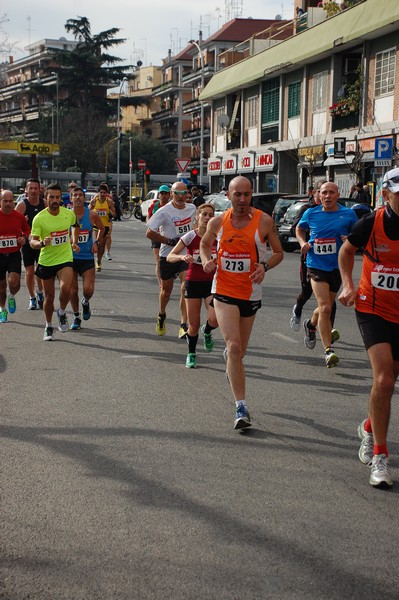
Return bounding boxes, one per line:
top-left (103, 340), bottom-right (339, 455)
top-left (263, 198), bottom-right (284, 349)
top-left (200, 176), bottom-right (283, 430)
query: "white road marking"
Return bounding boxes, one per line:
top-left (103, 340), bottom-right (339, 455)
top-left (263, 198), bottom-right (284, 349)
top-left (270, 332), bottom-right (300, 343)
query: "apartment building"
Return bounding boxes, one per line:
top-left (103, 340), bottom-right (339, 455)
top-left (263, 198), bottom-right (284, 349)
top-left (152, 18), bottom-right (290, 182)
top-left (118, 65), bottom-right (162, 137)
top-left (201, 0), bottom-right (399, 198)
top-left (0, 38), bottom-right (78, 140)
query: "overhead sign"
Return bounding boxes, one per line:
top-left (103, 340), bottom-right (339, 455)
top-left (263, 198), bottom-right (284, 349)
top-left (17, 142), bottom-right (56, 156)
top-left (176, 159), bottom-right (190, 172)
top-left (137, 159), bottom-right (146, 169)
top-left (374, 138), bottom-right (393, 161)
top-left (334, 137), bottom-right (346, 158)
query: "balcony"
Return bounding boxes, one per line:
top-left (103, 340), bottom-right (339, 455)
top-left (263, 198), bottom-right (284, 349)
top-left (182, 127), bottom-right (210, 141)
top-left (331, 112), bottom-right (360, 132)
top-left (152, 107), bottom-right (178, 120)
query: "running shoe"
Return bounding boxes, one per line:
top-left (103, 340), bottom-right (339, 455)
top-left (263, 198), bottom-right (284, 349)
top-left (290, 305), bottom-right (301, 332)
top-left (43, 325), bottom-right (55, 341)
top-left (156, 315), bottom-right (166, 336)
top-left (331, 328), bottom-right (340, 344)
top-left (369, 454), bottom-right (393, 488)
top-left (29, 297), bottom-right (37, 310)
top-left (201, 324), bottom-right (214, 352)
top-left (0, 308), bottom-right (8, 323)
top-left (7, 295), bottom-right (16, 314)
top-left (105, 251), bottom-right (112, 261)
top-left (178, 323), bottom-right (188, 339)
top-left (325, 347), bottom-right (339, 368)
top-left (81, 299), bottom-right (91, 321)
top-left (234, 405), bottom-right (251, 430)
top-left (37, 292), bottom-right (44, 310)
top-left (70, 317), bottom-right (82, 331)
top-left (303, 319), bottom-right (316, 349)
top-left (57, 309), bottom-right (69, 333)
top-left (96, 261), bottom-right (102, 272)
top-left (358, 420), bottom-right (374, 464)
top-left (185, 353), bottom-right (197, 368)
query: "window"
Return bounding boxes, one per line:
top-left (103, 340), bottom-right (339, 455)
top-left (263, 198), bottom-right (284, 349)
top-left (288, 81), bottom-right (301, 118)
top-left (312, 71), bottom-right (328, 112)
top-left (261, 78), bottom-right (279, 144)
top-left (215, 106), bottom-right (226, 135)
top-left (375, 48), bottom-right (396, 97)
top-left (246, 96), bottom-right (258, 128)
top-left (261, 78), bottom-right (279, 125)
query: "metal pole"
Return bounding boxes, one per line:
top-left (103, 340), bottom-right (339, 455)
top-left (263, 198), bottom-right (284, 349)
top-left (129, 136), bottom-right (132, 199)
top-left (51, 104), bottom-right (54, 171)
top-left (116, 77), bottom-right (128, 196)
top-left (51, 71), bottom-right (59, 144)
top-left (189, 37), bottom-right (204, 185)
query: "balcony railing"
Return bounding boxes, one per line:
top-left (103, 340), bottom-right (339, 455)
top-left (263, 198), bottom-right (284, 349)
top-left (331, 112), bottom-right (360, 132)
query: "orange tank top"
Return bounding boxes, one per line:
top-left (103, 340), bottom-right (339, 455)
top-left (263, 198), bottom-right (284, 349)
top-left (356, 207), bottom-right (399, 323)
top-left (212, 208), bottom-right (266, 301)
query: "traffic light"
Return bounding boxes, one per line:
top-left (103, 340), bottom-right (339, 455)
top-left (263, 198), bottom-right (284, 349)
top-left (144, 168), bottom-right (151, 183)
top-left (191, 167), bottom-right (198, 184)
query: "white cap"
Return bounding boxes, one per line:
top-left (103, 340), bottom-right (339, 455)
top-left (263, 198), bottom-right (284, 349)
top-left (382, 167), bottom-right (399, 193)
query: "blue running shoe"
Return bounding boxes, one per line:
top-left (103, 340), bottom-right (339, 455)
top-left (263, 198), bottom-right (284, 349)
top-left (8, 295), bottom-right (16, 313)
top-left (0, 308), bottom-right (8, 323)
top-left (37, 292), bottom-right (44, 310)
top-left (234, 405), bottom-right (251, 430)
top-left (70, 317), bottom-right (82, 331)
top-left (81, 299), bottom-right (91, 321)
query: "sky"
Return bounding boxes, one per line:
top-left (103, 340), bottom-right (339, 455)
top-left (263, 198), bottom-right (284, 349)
top-left (1, 0), bottom-right (295, 67)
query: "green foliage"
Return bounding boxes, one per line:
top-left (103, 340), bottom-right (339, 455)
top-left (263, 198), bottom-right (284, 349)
top-left (50, 16), bottom-right (131, 115)
top-left (105, 135), bottom-right (176, 174)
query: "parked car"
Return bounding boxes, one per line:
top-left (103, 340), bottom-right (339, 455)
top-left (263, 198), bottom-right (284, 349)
top-left (205, 194), bottom-right (231, 216)
top-left (278, 198), bottom-right (312, 252)
top-left (250, 192), bottom-right (288, 216)
top-left (141, 189), bottom-right (165, 221)
top-left (278, 196), bottom-right (374, 252)
top-left (272, 195), bottom-right (308, 231)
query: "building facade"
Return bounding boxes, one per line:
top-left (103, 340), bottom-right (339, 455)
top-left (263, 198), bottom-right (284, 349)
top-left (201, 0), bottom-right (399, 201)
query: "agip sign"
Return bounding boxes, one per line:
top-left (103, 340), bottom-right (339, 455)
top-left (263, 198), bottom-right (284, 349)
top-left (18, 142), bottom-right (54, 155)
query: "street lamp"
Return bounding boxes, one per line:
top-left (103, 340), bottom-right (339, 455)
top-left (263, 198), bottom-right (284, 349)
top-left (50, 72), bottom-right (59, 145)
top-left (116, 77), bottom-right (128, 196)
top-left (189, 34), bottom-right (204, 186)
top-left (43, 101), bottom-right (55, 170)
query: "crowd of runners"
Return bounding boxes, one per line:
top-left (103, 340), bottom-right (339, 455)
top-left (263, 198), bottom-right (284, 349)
top-left (1, 171), bottom-right (399, 489)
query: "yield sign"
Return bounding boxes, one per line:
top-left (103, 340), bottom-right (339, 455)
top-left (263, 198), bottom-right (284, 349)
top-left (175, 158), bottom-right (190, 172)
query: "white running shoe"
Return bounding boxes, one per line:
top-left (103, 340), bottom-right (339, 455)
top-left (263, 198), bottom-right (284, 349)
top-left (290, 305), bottom-right (301, 331)
top-left (357, 420), bottom-right (374, 464)
top-left (369, 454), bottom-right (393, 488)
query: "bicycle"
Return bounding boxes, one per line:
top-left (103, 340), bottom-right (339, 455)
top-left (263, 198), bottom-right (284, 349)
top-left (120, 198), bottom-right (134, 220)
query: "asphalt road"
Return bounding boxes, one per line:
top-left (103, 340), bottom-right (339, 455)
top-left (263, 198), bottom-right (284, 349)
top-left (1, 217), bottom-right (398, 600)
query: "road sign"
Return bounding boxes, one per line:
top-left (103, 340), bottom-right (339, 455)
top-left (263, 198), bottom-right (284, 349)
top-left (176, 158), bottom-right (190, 172)
top-left (138, 159), bottom-right (146, 169)
top-left (374, 138), bottom-right (393, 160)
top-left (375, 159), bottom-right (392, 167)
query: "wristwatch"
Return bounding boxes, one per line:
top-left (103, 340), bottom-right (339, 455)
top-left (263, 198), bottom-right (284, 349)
top-left (40, 240), bottom-right (45, 248)
top-left (260, 261), bottom-right (270, 272)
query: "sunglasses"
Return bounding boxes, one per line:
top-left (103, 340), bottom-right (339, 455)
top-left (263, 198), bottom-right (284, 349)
top-left (385, 175), bottom-right (399, 186)
top-left (173, 190), bottom-right (187, 196)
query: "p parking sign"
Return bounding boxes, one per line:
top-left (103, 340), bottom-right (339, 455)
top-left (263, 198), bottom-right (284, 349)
top-left (374, 138), bottom-right (393, 166)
